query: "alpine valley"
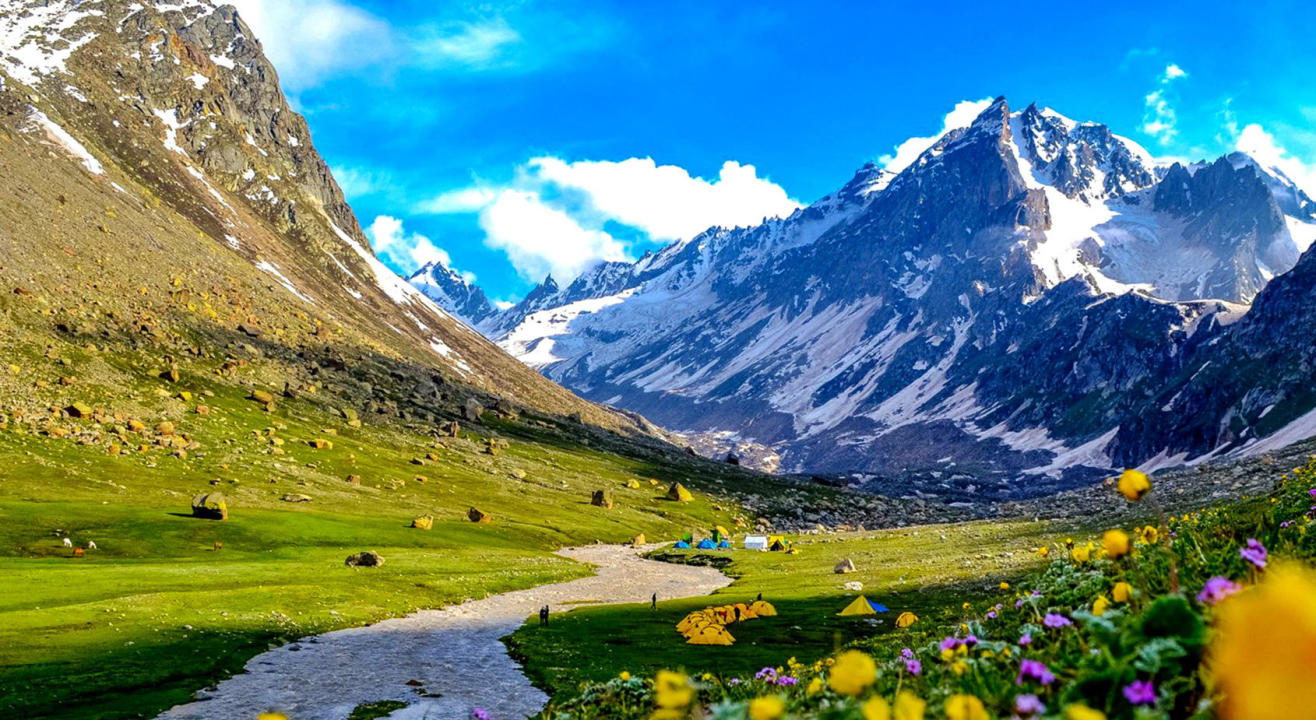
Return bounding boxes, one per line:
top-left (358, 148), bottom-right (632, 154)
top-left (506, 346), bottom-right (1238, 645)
top-left (410, 99), bottom-right (1316, 499)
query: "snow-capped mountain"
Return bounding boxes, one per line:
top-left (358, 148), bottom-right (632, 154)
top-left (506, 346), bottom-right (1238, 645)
top-left (408, 260), bottom-right (495, 325)
top-left (471, 97), bottom-right (1316, 495)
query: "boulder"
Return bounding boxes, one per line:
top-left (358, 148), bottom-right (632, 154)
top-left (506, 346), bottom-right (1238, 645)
top-left (280, 493), bottom-right (312, 503)
top-left (843, 581), bottom-right (864, 592)
top-left (463, 399), bottom-right (483, 423)
top-left (155, 421), bottom-right (175, 436)
top-left (834, 558), bottom-right (857, 574)
top-left (250, 389), bottom-right (275, 404)
top-left (64, 402), bottom-right (93, 419)
top-left (344, 551), bottom-right (384, 567)
top-left (631, 533), bottom-right (646, 547)
top-left (468, 506), bottom-right (492, 524)
top-left (345, 474), bottom-right (361, 484)
top-left (666, 482), bottom-right (693, 502)
top-left (411, 515), bottom-right (434, 530)
top-left (191, 492), bottom-right (228, 520)
top-left (591, 490), bottom-right (614, 509)
top-left (307, 438), bottom-right (332, 449)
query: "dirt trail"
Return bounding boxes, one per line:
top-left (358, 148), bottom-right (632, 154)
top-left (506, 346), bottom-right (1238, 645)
top-left (156, 545), bottom-right (730, 720)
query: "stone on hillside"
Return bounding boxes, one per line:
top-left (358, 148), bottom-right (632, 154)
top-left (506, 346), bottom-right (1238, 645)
top-left (441, 420), bottom-right (460, 437)
top-left (632, 533), bottom-right (646, 547)
top-left (591, 489), bottom-right (614, 509)
top-left (463, 399), bottom-right (483, 423)
top-left (411, 515), bottom-right (434, 530)
top-left (191, 492), bottom-right (228, 520)
top-left (345, 474), bottom-right (361, 484)
top-left (280, 493), bottom-right (312, 503)
top-left (666, 482), bottom-right (693, 502)
top-left (625, 479), bottom-right (641, 489)
top-left (510, 469), bottom-right (527, 480)
top-left (155, 421), bottom-right (175, 436)
top-left (307, 438), bottom-right (332, 450)
top-left (250, 389), bottom-right (275, 404)
top-left (468, 507), bottom-right (492, 524)
top-left (843, 581), bottom-right (864, 592)
top-left (344, 551), bottom-right (384, 567)
top-left (834, 558), bottom-right (857, 574)
top-left (65, 403), bottom-right (93, 419)
top-left (128, 419), bottom-right (146, 432)
top-left (160, 366), bottom-right (180, 383)
top-left (341, 407), bottom-right (358, 423)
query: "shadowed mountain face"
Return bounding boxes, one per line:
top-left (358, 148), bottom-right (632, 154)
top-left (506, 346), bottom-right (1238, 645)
top-left (0, 0), bottom-right (650, 432)
top-left (447, 98), bottom-right (1316, 497)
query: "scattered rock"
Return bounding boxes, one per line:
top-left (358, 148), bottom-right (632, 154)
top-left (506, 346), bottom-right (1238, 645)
top-left (411, 515), bottom-right (434, 530)
top-left (64, 402), bottom-right (93, 419)
top-left (467, 507), bottom-right (492, 524)
top-left (280, 494), bottom-right (312, 503)
top-left (345, 474), bottom-right (361, 484)
top-left (250, 389), bottom-right (275, 404)
top-left (463, 399), bottom-right (483, 423)
top-left (834, 558), bottom-right (857, 574)
top-left (631, 533), bottom-right (646, 547)
top-left (666, 482), bottom-right (693, 502)
top-left (591, 489), bottom-right (614, 509)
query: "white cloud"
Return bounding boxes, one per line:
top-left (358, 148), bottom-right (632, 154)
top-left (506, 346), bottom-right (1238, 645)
top-left (415, 19), bottom-right (521, 67)
top-left (366, 215), bottom-right (452, 273)
top-left (227, 3), bottom-right (530, 89)
top-left (416, 156), bottom-right (800, 283)
top-left (228, 0), bottom-right (392, 89)
top-left (879, 99), bottom-right (994, 174)
top-left (478, 190), bottom-right (631, 282)
top-left (332, 166), bottom-right (393, 201)
top-left (1235, 123), bottom-right (1316, 198)
top-left (1142, 63), bottom-right (1189, 145)
top-left (528, 157), bottom-right (800, 240)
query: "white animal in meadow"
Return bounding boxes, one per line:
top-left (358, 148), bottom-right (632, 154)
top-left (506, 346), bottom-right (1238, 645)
top-left (62, 537), bottom-right (72, 547)
top-left (88, 540), bottom-right (97, 550)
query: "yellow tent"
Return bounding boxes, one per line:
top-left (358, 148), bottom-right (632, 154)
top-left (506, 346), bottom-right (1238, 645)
top-left (733, 602), bottom-right (757, 620)
top-left (686, 625), bottom-right (735, 645)
top-left (838, 595), bottom-right (878, 616)
top-left (749, 600), bottom-right (777, 617)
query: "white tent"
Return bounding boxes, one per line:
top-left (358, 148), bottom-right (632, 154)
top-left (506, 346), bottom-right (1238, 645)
top-left (744, 534), bottom-right (769, 551)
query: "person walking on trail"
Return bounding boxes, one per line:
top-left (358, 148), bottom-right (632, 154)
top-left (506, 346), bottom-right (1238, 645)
top-left (539, 605), bottom-right (549, 626)
top-left (651, 592), bottom-right (657, 610)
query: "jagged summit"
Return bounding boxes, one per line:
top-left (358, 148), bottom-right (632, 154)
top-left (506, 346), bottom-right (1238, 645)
top-left (455, 95), bottom-right (1316, 494)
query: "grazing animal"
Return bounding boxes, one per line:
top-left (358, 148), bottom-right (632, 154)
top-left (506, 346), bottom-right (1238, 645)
top-left (87, 540), bottom-right (97, 550)
top-left (62, 537), bottom-right (72, 548)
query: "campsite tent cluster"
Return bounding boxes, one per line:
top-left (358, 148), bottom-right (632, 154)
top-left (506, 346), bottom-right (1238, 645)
top-left (676, 600), bottom-right (777, 645)
top-left (672, 526), bottom-right (735, 550)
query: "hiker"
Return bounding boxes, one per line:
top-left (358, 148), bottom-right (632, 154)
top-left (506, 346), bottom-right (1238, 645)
top-left (756, 592), bottom-right (762, 602)
top-left (652, 592), bottom-right (657, 610)
top-left (539, 605), bottom-right (549, 626)
top-left (734, 605), bottom-right (742, 622)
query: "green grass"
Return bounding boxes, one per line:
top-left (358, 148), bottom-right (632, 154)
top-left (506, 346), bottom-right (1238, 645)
top-left (507, 519), bottom-right (1071, 698)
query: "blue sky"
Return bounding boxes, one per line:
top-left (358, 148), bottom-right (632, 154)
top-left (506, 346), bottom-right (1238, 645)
top-left (231, 0), bottom-right (1316, 306)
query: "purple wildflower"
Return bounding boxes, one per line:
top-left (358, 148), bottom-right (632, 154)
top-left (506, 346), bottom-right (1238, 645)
top-left (986, 610), bottom-right (998, 620)
top-left (901, 647), bottom-right (914, 660)
top-left (1240, 538), bottom-right (1268, 568)
top-left (1281, 521), bottom-right (1293, 529)
top-left (965, 634), bottom-right (979, 647)
top-left (1014, 694), bottom-right (1046, 717)
top-left (1197, 576), bottom-right (1242, 605)
top-left (1018, 632), bottom-right (1032, 647)
top-left (940, 636), bottom-right (961, 652)
top-left (754, 666), bottom-right (777, 681)
top-left (728, 678), bottom-right (741, 686)
top-left (905, 659), bottom-right (922, 675)
top-left (1043, 613), bottom-right (1072, 629)
top-left (472, 710), bottom-right (492, 720)
top-left (1016, 659), bottom-right (1055, 686)
top-left (776, 676), bottom-right (797, 686)
top-left (1015, 598), bottom-right (1025, 608)
top-left (1307, 488), bottom-right (1316, 497)
top-left (1124, 680), bottom-right (1156, 705)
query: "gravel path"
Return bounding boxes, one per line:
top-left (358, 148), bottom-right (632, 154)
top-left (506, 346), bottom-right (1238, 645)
top-left (157, 545), bottom-right (730, 720)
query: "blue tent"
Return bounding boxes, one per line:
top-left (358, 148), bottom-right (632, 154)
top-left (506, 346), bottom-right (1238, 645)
top-left (868, 600), bottom-right (890, 613)
top-left (717, 540), bottom-right (732, 549)
top-left (696, 539), bottom-right (716, 549)
top-left (674, 540), bottom-right (691, 549)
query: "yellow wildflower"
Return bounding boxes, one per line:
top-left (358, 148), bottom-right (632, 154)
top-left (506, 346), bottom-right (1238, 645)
top-left (895, 611), bottom-right (918, 628)
top-left (950, 660), bottom-right (969, 675)
top-left (1112, 582), bottom-right (1133, 603)
top-left (1138, 525), bottom-right (1159, 545)
top-left (894, 691), bottom-right (926, 720)
top-left (1117, 468), bottom-right (1151, 501)
top-left (827, 650), bottom-right (877, 695)
top-left (862, 696), bottom-right (892, 720)
top-left (945, 694), bottom-right (989, 720)
top-left (620, 671), bottom-right (631, 681)
top-left (999, 581), bottom-right (1011, 590)
top-left (654, 670), bottom-right (692, 710)
top-left (1213, 562), bottom-right (1316, 720)
top-left (257, 715), bottom-right (288, 720)
top-left (1071, 543), bottom-right (1093, 563)
top-left (1103, 529), bottom-right (1131, 559)
top-left (806, 677), bottom-right (823, 695)
top-left (749, 696), bottom-right (785, 720)
top-left (1093, 595), bottom-right (1110, 616)
top-left (1065, 705), bottom-right (1107, 720)
top-left (1037, 546), bottom-right (1050, 557)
